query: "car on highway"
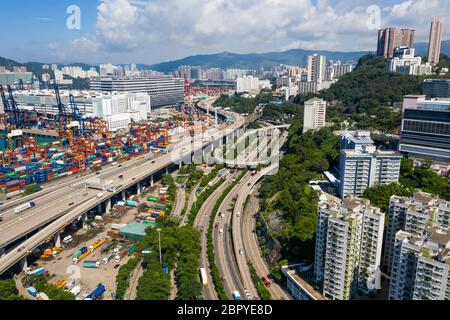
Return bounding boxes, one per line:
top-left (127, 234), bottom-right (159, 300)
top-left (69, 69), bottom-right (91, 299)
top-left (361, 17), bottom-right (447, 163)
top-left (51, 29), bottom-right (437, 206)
top-left (151, 160), bottom-right (156, 164)
top-left (239, 249), bottom-right (244, 255)
top-left (215, 223), bottom-right (219, 229)
top-left (69, 202), bottom-right (75, 206)
top-left (119, 175), bottom-right (124, 179)
top-left (118, 165), bottom-right (123, 168)
top-left (261, 277), bottom-right (271, 287)
top-left (219, 228), bottom-right (224, 234)
top-left (0, 216), bottom-right (3, 222)
top-left (248, 183), bottom-right (251, 187)
top-left (236, 212), bottom-right (241, 217)
top-left (114, 264), bottom-right (120, 269)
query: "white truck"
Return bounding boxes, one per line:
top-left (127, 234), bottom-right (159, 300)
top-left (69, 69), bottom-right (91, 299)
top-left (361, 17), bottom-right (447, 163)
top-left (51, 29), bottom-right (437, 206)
top-left (85, 178), bottom-right (116, 192)
top-left (14, 202), bottom-right (36, 214)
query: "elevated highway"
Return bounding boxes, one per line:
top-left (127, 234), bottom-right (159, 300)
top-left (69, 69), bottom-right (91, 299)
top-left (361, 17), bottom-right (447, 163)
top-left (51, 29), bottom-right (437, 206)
top-left (0, 108), bottom-right (251, 275)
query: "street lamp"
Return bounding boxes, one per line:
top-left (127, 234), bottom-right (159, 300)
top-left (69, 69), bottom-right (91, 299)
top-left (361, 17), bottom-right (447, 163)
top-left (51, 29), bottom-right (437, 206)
top-left (157, 228), bottom-right (162, 266)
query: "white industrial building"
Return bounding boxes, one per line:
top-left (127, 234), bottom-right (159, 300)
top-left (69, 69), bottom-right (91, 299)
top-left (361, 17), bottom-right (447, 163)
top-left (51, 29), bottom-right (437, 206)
top-left (6, 90), bottom-right (152, 131)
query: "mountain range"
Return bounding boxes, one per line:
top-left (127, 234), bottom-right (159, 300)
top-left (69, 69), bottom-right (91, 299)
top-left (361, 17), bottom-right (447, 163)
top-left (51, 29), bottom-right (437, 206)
top-left (1, 40), bottom-right (449, 76)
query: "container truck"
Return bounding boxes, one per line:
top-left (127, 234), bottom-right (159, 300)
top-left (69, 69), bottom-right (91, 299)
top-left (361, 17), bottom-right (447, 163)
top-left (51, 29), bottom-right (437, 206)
top-left (27, 267), bottom-right (45, 276)
top-left (86, 284), bottom-right (106, 300)
top-left (27, 287), bottom-right (38, 297)
top-left (83, 261), bottom-right (101, 268)
top-left (200, 268), bottom-right (208, 286)
top-left (14, 202), bottom-right (36, 214)
top-left (147, 196), bottom-right (161, 202)
top-left (126, 201), bottom-right (138, 207)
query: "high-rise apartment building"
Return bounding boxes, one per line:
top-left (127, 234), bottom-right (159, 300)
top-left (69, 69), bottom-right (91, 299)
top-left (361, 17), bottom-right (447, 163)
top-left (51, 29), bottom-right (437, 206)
top-left (314, 198), bottom-right (385, 300)
top-left (303, 98), bottom-right (327, 133)
top-left (399, 95), bottom-right (450, 163)
top-left (377, 28), bottom-right (415, 59)
top-left (389, 229), bottom-right (449, 300)
top-left (382, 192), bottom-right (450, 274)
top-left (427, 18), bottom-right (443, 65)
top-left (307, 54), bottom-right (326, 83)
top-left (339, 131), bottom-right (402, 197)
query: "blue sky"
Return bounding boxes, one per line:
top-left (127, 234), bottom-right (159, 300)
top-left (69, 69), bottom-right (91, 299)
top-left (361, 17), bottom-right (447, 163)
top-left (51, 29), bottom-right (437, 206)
top-left (0, 0), bottom-right (449, 65)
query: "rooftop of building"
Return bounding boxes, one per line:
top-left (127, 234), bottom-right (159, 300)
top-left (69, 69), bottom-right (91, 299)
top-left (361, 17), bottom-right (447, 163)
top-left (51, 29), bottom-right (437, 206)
top-left (340, 148), bottom-right (401, 157)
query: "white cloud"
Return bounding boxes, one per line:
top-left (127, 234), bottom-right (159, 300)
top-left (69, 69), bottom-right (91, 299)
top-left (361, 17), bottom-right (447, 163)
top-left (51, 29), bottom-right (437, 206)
top-left (52, 0), bottom-right (450, 64)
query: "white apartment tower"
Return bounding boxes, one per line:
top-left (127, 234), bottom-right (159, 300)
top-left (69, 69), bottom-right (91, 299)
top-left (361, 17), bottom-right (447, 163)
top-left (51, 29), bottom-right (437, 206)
top-left (339, 131), bottom-right (402, 197)
top-left (383, 192), bottom-right (450, 275)
top-left (303, 98), bottom-right (327, 133)
top-left (307, 54), bottom-right (326, 83)
top-left (314, 198), bottom-right (385, 300)
top-left (389, 229), bottom-right (449, 300)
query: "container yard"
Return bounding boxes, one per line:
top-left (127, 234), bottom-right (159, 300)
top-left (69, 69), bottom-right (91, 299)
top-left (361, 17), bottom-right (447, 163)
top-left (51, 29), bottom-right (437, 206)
top-left (0, 84), bottom-right (216, 200)
top-left (22, 176), bottom-right (176, 300)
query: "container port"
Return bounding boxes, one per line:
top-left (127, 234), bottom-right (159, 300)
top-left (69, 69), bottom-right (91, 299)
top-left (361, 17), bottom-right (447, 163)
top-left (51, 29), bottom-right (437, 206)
top-left (0, 84), bottom-right (216, 201)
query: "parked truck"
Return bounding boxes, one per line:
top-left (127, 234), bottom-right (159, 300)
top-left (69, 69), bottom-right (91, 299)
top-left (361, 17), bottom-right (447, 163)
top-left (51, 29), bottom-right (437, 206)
top-left (85, 284), bottom-right (106, 300)
top-left (14, 202), bottom-right (36, 214)
top-left (27, 267), bottom-right (45, 276)
top-left (83, 261), bottom-right (101, 268)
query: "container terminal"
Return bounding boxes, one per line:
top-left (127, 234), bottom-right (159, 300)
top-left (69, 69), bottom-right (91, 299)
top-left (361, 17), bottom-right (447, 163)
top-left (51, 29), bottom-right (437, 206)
top-left (0, 84), bottom-right (217, 201)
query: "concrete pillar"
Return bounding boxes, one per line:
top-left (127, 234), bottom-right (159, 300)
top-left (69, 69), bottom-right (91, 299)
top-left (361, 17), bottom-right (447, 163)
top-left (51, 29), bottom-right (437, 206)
top-left (121, 190), bottom-right (126, 200)
top-left (54, 232), bottom-right (61, 248)
top-left (20, 257), bottom-right (28, 272)
top-left (150, 175), bottom-right (154, 187)
top-left (82, 213), bottom-right (88, 230)
top-left (106, 199), bottom-right (112, 213)
top-left (0, 246), bottom-right (5, 257)
top-left (137, 182), bottom-right (141, 195)
top-left (97, 203), bottom-right (102, 213)
top-left (179, 163), bottom-right (183, 170)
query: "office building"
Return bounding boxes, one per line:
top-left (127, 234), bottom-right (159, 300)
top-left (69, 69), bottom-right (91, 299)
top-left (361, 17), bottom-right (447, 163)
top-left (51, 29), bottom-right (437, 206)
top-left (377, 28), bottom-right (415, 59)
top-left (307, 54), bottom-right (326, 83)
top-left (428, 18), bottom-right (444, 65)
top-left (89, 76), bottom-right (184, 108)
top-left (383, 192), bottom-right (450, 274)
top-left (339, 131), bottom-right (402, 197)
top-left (389, 229), bottom-right (449, 300)
top-left (399, 95), bottom-right (450, 163)
top-left (303, 98), bottom-right (327, 133)
top-left (388, 47), bottom-right (432, 75)
top-left (422, 79), bottom-right (450, 98)
top-left (314, 198), bottom-right (385, 300)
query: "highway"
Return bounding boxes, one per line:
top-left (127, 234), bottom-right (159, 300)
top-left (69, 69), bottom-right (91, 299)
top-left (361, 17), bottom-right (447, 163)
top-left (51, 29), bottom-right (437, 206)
top-left (194, 171), bottom-right (236, 300)
top-left (213, 174), bottom-right (248, 299)
top-left (229, 133), bottom-right (288, 300)
top-left (242, 184), bottom-right (290, 300)
top-left (0, 108), bottom-right (248, 275)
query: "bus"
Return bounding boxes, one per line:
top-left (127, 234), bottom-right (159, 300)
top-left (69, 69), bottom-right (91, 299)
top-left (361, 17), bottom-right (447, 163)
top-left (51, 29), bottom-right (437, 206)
top-left (233, 291), bottom-right (241, 300)
top-left (200, 268), bottom-right (208, 286)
